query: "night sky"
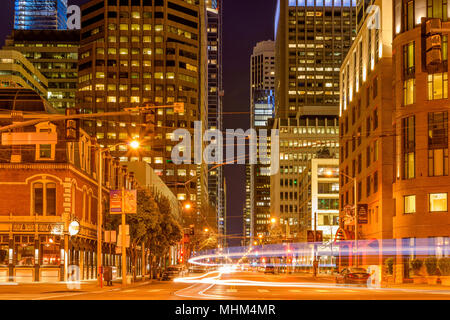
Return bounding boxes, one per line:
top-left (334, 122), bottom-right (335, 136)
top-left (0, 0), bottom-right (277, 247)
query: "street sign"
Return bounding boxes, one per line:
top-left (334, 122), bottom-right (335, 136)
top-left (119, 225), bottom-right (129, 236)
top-left (104, 230), bottom-right (117, 243)
top-left (117, 235), bottom-right (130, 248)
top-left (1, 132), bottom-right (57, 146)
top-left (357, 204), bottom-right (369, 224)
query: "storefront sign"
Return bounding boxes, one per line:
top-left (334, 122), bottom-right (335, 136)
top-left (69, 221), bottom-right (80, 236)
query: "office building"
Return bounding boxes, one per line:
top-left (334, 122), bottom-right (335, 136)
top-left (298, 158), bottom-right (339, 243)
top-left (270, 116), bottom-right (339, 240)
top-left (274, 0), bottom-right (357, 118)
top-left (205, 0), bottom-right (226, 246)
top-left (76, 0), bottom-right (209, 229)
top-left (248, 40), bottom-right (275, 242)
top-left (14, 0), bottom-right (68, 30)
top-left (4, 30), bottom-right (80, 113)
top-left (0, 50), bottom-right (48, 98)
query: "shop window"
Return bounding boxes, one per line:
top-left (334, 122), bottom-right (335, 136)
top-left (40, 236), bottom-right (60, 266)
top-left (15, 235), bottom-right (34, 266)
top-left (429, 193), bottom-right (448, 212)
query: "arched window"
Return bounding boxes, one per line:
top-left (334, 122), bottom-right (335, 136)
top-left (32, 182), bottom-right (57, 216)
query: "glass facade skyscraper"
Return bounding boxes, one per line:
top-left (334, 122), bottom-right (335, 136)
top-left (14, 0), bottom-right (68, 30)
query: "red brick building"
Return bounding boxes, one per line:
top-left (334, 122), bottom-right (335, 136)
top-left (0, 88), bottom-right (138, 282)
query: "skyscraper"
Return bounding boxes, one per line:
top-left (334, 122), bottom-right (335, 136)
top-left (77, 0), bottom-right (209, 230)
top-left (205, 0), bottom-right (226, 246)
top-left (14, 0), bottom-right (68, 30)
top-left (275, 0), bottom-right (356, 118)
top-left (247, 40), bottom-right (275, 245)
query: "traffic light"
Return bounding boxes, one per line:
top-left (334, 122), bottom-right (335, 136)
top-left (65, 108), bottom-right (80, 142)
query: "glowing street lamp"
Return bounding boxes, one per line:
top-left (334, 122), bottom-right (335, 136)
top-left (128, 140), bottom-right (140, 150)
top-left (270, 218), bottom-right (277, 224)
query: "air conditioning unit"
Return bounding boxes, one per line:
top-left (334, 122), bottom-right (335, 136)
top-left (426, 18), bottom-right (442, 35)
top-left (426, 34), bottom-right (442, 51)
top-left (427, 48), bottom-right (443, 66)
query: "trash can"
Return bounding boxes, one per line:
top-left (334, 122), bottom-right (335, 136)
top-left (104, 266), bottom-right (113, 286)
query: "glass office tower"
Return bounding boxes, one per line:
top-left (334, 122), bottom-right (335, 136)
top-left (14, 0), bottom-right (68, 30)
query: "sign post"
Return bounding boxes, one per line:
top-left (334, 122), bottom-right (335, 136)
top-left (110, 189), bottom-right (136, 286)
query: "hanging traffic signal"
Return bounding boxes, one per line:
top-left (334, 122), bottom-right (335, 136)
top-left (65, 108), bottom-right (80, 142)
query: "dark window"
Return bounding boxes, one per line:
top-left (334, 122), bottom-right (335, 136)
top-left (34, 183), bottom-right (44, 216)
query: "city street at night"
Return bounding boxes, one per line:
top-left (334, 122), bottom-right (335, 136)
top-left (0, 271), bottom-right (449, 300)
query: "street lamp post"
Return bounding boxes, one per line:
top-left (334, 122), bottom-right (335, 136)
top-left (96, 140), bottom-right (140, 287)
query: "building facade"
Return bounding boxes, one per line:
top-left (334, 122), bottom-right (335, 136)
top-left (0, 88), bottom-right (140, 282)
top-left (270, 116), bottom-right (339, 241)
top-left (14, 0), bottom-right (68, 30)
top-left (4, 30), bottom-right (80, 113)
top-left (205, 0), bottom-right (225, 247)
top-left (0, 50), bottom-right (48, 99)
top-left (298, 158), bottom-right (339, 243)
top-left (248, 40), bottom-right (275, 243)
top-left (76, 0), bottom-right (209, 230)
top-left (392, 0), bottom-right (450, 280)
top-left (338, 0), bottom-right (394, 269)
top-left (275, 0), bottom-right (357, 119)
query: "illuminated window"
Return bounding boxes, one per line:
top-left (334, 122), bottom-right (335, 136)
top-left (430, 193), bottom-right (448, 212)
top-left (403, 116), bottom-right (416, 179)
top-left (154, 157), bottom-right (163, 164)
top-left (403, 79), bottom-right (415, 105)
top-left (428, 72), bottom-right (448, 100)
top-left (119, 48), bottom-right (129, 55)
top-left (119, 24), bottom-right (128, 30)
top-left (177, 194), bottom-right (186, 201)
top-left (427, 0), bottom-right (448, 21)
top-left (404, 195), bottom-right (416, 214)
top-left (428, 112), bottom-right (449, 176)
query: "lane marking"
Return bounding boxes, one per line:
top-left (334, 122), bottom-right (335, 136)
top-left (315, 289), bottom-right (329, 293)
top-left (289, 289), bottom-right (302, 293)
top-left (147, 289), bottom-right (162, 293)
top-left (258, 289), bottom-right (270, 293)
top-left (227, 289), bottom-right (237, 293)
top-left (123, 289), bottom-right (136, 293)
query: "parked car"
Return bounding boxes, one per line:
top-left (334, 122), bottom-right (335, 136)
top-left (264, 266), bottom-right (276, 274)
top-left (335, 267), bottom-right (370, 285)
top-left (162, 265), bottom-right (187, 281)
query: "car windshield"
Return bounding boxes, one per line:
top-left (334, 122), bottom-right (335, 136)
top-left (349, 268), bottom-right (367, 273)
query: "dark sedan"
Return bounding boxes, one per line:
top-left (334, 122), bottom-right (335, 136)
top-left (335, 267), bottom-right (370, 285)
top-left (162, 266), bottom-right (186, 281)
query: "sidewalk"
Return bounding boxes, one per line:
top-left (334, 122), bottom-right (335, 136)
top-left (0, 276), bottom-right (156, 295)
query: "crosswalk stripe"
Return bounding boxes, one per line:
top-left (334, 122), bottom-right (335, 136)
top-left (342, 290), bottom-right (356, 293)
top-left (227, 289), bottom-right (237, 293)
top-left (258, 289), bottom-right (269, 293)
top-left (315, 290), bottom-right (330, 293)
top-left (147, 289), bottom-right (162, 293)
top-left (290, 289), bottom-right (302, 293)
top-left (123, 289), bottom-right (136, 293)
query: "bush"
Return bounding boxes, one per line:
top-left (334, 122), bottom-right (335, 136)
top-left (438, 258), bottom-right (450, 276)
top-left (425, 257), bottom-right (438, 276)
top-left (385, 258), bottom-right (394, 275)
top-left (410, 259), bottom-right (423, 274)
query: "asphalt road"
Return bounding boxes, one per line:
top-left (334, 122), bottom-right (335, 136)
top-left (0, 272), bottom-right (450, 300)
